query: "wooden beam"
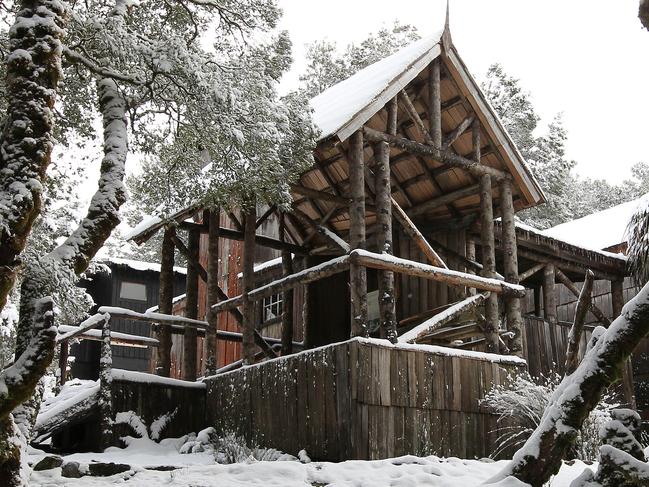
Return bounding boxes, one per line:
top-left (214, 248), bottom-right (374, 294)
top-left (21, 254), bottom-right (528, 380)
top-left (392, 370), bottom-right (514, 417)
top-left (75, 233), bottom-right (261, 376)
top-left (391, 196), bottom-right (447, 268)
top-left (291, 184), bottom-right (349, 206)
top-left (171, 233), bottom-right (208, 283)
top-left (352, 250), bottom-right (526, 297)
top-left (179, 221), bottom-right (307, 255)
top-left (255, 205), bottom-right (276, 229)
top-left (400, 89), bottom-right (434, 145)
top-left (543, 263), bottom-right (557, 325)
top-left (211, 255), bottom-right (351, 314)
top-left (429, 58), bottom-right (442, 147)
top-left (363, 126), bottom-right (511, 181)
top-left (280, 214), bottom-right (294, 356)
top-left (226, 211), bottom-right (242, 231)
top-left (376, 97), bottom-right (398, 342)
top-left (442, 114), bottom-right (475, 150)
top-left (292, 207), bottom-right (349, 253)
top-left (407, 183), bottom-right (480, 217)
top-left (205, 208), bottom-right (220, 376)
top-left (554, 267), bottom-right (611, 326)
top-left (500, 179), bottom-right (524, 357)
top-left (518, 263), bottom-right (545, 282)
top-left (242, 206), bottom-right (256, 364)
top-left (182, 226), bottom-right (200, 381)
top-left (611, 279), bottom-right (624, 319)
top-left (156, 226), bottom-right (175, 377)
top-left (349, 130), bottom-right (368, 337)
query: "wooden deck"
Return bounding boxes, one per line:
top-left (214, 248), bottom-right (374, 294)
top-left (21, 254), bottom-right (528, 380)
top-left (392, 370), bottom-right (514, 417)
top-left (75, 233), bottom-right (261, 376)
top-left (205, 338), bottom-right (526, 461)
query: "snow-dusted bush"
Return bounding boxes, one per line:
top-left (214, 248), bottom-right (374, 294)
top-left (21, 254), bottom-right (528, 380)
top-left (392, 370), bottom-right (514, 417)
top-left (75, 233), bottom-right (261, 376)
top-left (114, 409), bottom-right (178, 442)
top-left (179, 429), bottom-right (297, 463)
top-left (482, 372), bottom-right (617, 460)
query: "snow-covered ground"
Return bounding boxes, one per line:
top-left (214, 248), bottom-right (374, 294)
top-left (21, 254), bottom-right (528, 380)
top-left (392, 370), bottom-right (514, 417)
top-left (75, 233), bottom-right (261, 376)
top-left (29, 436), bottom-right (594, 486)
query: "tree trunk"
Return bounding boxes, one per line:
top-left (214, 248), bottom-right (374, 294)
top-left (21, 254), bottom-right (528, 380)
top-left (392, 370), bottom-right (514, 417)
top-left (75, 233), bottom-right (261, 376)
top-left (0, 0), bottom-right (67, 315)
top-left (183, 227), bottom-right (200, 381)
top-left (156, 227), bottom-right (175, 377)
top-left (98, 316), bottom-right (113, 450)
top-left (565, 270), bottom-right (594, 375)
top-left (205, 209), bottom-right (220, 376)
top-left (242, 205), bottom-right (257, 364)
top-left (490, 280), bottom-right (649, 487)
top-left (543, 264), bottom-right (557, 325)
top-left (280, 214), bottom-right (294, 355)
top-left (479, 172), bottom-right (499, 352)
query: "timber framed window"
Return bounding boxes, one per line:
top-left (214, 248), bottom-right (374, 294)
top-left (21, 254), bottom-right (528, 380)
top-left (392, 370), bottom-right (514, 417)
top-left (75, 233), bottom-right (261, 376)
top-left (119, 281), bottom-right (147, 301)
top-left (261, 293), bottom-right (283, 324)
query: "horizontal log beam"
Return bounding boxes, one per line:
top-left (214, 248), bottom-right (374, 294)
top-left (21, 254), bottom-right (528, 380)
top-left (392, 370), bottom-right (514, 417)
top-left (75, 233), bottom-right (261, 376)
top-left (363, 126), bottom-right (511, 181)
top-left (291, 184), bottom-right (350, 207)
top-left (212, 255), bottom-right (351, 313)
top-left (179, 222), bottom-right (307, 255)
top-left (407, 183), bottom-right (480, 217)
top-left (351, 250), bottom-right (526, 297)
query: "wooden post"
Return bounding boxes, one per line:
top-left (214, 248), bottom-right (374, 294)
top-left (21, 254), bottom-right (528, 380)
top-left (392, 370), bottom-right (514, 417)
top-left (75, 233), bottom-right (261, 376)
top-left (466, 239), bottom-right (476, 296)
top-left (429, 58), bottom-right (442, 146)
top-left (612, 279), bottom-right (625, 318)
top-left (477, 120), bottom-right (499, 352)
top-left (98, 315), bottom-right (113, 450)
top-left (205, 208), bottom-right (220, 376)
top-left (156, 226), bottom-right (175, 377)
top-left (375, 99), bottom-right (397, 342)
top-left (565, 270), bottom-right (594, 375)
top-left (534, 286), bottom-right (543, 317)
top-left (543, 263), bottom-right (557, 325)
top-left (280, 213), bottom-right (294, 355)
top-left (182, 226), bottom-right (200, 380)
top-left (499, 179), bottom-right (524, 357)
top-left (242, 204), bottom-right (257, 364)
top-left (58, 340), bottom-right (69, 387)
top-left (349, 130), bottom-right (368, 337)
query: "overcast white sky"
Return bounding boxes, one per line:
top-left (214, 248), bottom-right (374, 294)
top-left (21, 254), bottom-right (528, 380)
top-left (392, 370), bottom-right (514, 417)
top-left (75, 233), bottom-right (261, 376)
top-left (277, 0), bottom-right (649, 184)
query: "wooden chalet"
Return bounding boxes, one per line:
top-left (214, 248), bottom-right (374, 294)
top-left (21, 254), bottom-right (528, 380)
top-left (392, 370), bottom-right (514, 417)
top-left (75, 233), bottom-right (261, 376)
top-left (49, 17), bottom-right (637, 460)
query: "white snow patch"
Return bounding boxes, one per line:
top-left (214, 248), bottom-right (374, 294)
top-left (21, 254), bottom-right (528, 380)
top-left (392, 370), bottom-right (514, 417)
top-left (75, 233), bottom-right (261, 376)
top-left (111, 368), bottom-right (206, 389)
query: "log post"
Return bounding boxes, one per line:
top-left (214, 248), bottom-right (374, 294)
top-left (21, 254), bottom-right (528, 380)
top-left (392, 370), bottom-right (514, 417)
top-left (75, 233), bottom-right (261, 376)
top-left (205, 209), bottom-right (220, 376)
top-left (375, 98), bottom-right (398, 342)
top-left (182, 226), bottom-right (200, 381)
top-left (280, 213), bottom-right (294, 355)
top-left (242, 204), bottom-right (257, 363)
top-left (500, 179), bottom-right (524, 357)
top-left (429, 58), bottom-right (442, 146)
top-left (155, 226), bottom-right (175, 377)
top-left (543, 263), bottom-right (557, 325)
top-left (466, 239), bottom-right (476, 296)
top-left (565, 270), bottom-right (594, 375)
top-left (58, 340), bottom-right (69, 387)
top-left (98, 315), bottom-right (113, 450)
top-left (534, 286), bottom-right (543, 317)
top-left (611, 279), bottom-right (625, 318)
top-left (349, 130), bottom-right (368, 337)
top-left (477, 120), bottom-right (499, 352)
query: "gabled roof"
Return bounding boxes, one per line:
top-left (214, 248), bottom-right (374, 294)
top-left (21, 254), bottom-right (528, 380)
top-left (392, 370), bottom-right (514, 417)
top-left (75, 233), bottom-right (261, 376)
top-left (543, 197), bottom-right (645, 251)
top-left (311, 33), bottom-right (443, 142)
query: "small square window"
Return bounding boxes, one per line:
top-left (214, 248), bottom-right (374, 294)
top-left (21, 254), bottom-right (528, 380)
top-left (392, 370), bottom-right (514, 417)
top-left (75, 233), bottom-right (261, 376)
top-left (119, 281), bottom-right (147, 301)
top-left (262, 293), bottom-right (283, 323)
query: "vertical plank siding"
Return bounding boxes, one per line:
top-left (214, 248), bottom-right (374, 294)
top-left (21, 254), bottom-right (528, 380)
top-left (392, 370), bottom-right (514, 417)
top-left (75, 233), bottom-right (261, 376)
top-left (205, 339), bottom-right (524, 461)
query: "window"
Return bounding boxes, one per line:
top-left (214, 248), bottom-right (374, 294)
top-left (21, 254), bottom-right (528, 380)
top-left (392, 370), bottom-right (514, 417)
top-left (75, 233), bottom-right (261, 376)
top-left (262, 293), bottom-right (283, 323)
top-left (119, 281), bottom-right (147, 301)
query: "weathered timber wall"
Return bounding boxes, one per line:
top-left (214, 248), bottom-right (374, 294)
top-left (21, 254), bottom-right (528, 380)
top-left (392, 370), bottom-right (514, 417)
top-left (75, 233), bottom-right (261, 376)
top-left (205, 338), bottom-right (525, 461)
top-left (111, 372), bottom-right (206, 439)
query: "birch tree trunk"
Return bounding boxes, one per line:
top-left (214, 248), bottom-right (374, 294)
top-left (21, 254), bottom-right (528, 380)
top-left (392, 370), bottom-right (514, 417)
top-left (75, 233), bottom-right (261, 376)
top-left (0, 78), bottom-right (128, 485)
top-left (489, 280), bottom-right (649, 487)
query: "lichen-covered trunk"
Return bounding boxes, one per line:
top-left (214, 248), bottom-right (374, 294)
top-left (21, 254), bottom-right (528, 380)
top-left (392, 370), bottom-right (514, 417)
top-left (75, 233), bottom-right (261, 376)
top-left (0, 1), bottom-right (66, 315)
top-left (0, 78), bottom-right (127, 485)
top-left (489, 280), bottom-right (649, 487)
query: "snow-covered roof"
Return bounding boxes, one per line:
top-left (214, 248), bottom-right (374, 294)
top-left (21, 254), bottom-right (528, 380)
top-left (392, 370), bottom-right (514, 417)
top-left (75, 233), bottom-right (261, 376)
top-left (310, 33), bottom-right (443, 142)
top-left (103, 257), bottom-right (187, 275)
top-left (542, 198), bottom-right (644, 251)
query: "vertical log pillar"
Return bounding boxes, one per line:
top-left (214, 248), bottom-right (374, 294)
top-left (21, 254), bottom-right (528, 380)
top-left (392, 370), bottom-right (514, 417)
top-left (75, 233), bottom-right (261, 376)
top-left (349, 130), bottom-right (368, 337)
top-left (205, 209), bottom-right (220, 376)
top-left (99, 316), bottom-right (113, 450)
top-left (156, 226), bottom-right (175, 377)
top-left (500, 179), bottom-right (524, 356)
top-left (476, 121), bottom-right (500, 352)
top-left (543, 263), bottom-right (557, 325)
top-left (58, 340), bottom-right (69, 387)
top-left (534, 286), bottom-right (543, 317)
top-left (242, 204), bottom-right (257, 364)
top-left (429, 58), bottom-right (442, 146)
top-left (611, 279), bottom-right (625, 318)
top-left (466, 239), bottom-right (476, 296)
top-left (375, 98), bottom-right (397, 342)
top-left (182, 226), bottom-right (200, 381)
top-left (280, 213), bottom-right (294, 355)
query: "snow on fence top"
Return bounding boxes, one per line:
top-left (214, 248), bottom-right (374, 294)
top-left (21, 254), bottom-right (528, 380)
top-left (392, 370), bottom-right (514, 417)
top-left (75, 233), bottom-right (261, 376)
top-left (310, 33), bottom-right (443, 142)
top-left (104, 256), bottom-right (187, 275)
top-left (111, 369), bottom-right (206, 389)
top-left (542, 197), bottom-right (645, 252)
